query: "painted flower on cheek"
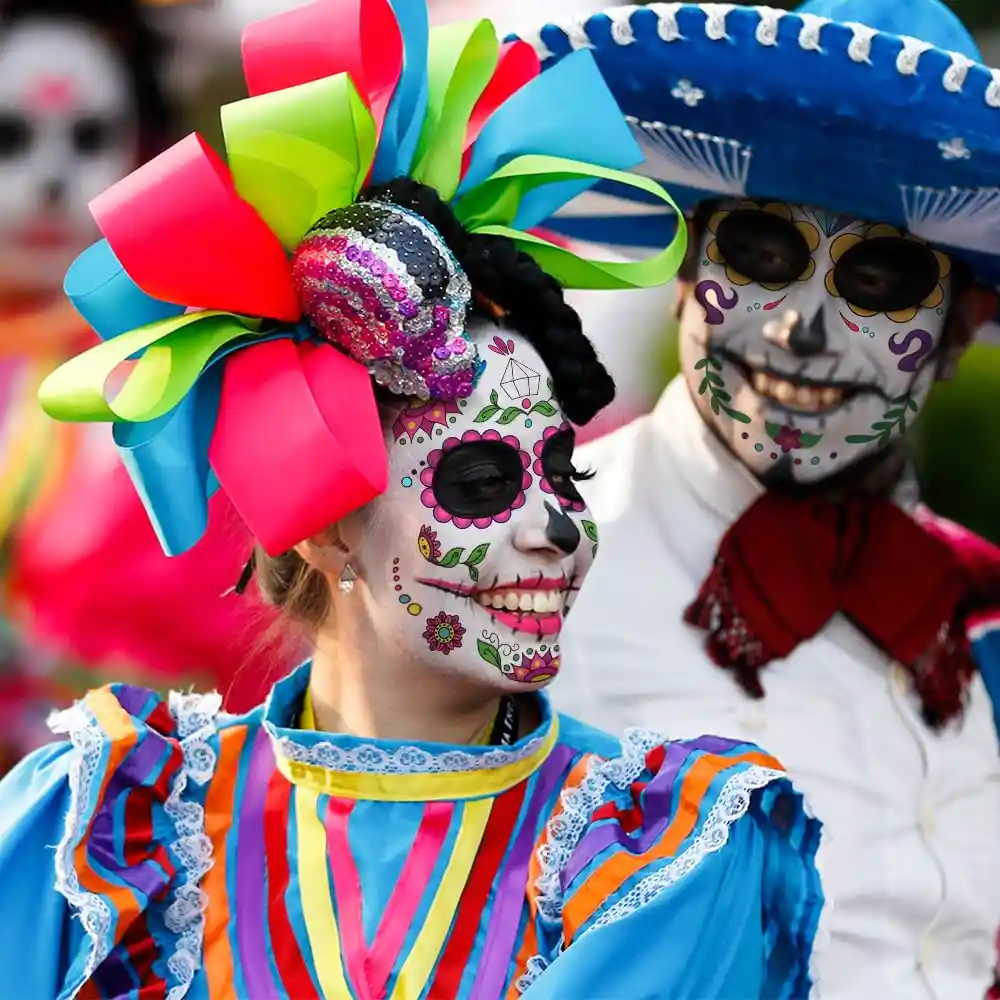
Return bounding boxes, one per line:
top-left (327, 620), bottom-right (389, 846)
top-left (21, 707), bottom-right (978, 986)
top-left (532, 424), bottom-right (585, 513)
top-left (423, 612), bottom-right (465, 655)
top-left (420, 429), bottom-right (531, 528)
top-left (417, 525), bottom-right (442, 563)
top-left (511, 649), bottom-right (559, 684)
top-left (392, 399), bottom-right (461, 442)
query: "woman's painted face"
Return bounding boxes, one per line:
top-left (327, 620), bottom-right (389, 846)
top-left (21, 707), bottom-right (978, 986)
top-left (678, 200), bottom-right (953, 484)
top-left (350, 319), bottom-right (599, 691)
top-left (0, 21), bottom-right (137, 295)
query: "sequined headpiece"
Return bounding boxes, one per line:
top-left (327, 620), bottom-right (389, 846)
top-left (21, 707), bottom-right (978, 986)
top-left (38, 0), bottom-right (686, 557)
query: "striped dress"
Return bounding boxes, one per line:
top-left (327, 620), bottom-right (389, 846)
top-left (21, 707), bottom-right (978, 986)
top-left (0, 664), bottom-right (824, 999)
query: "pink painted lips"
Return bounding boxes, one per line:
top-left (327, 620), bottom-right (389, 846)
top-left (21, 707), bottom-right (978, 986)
top-left (417, 575), bottom-right (569, 637)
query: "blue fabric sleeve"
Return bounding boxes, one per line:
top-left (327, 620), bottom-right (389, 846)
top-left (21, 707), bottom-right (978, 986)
top-left (0, 742), bottom-right (84, 998)
top-left (522, 782), bottom-right (822, 1000)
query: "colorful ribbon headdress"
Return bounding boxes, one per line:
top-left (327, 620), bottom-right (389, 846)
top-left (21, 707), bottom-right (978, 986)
top-left (39, 0), bottom-right (686, 559)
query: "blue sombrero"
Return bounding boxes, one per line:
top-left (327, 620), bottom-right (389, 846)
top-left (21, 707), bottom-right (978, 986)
top-left (511, 0), bottom-right (1000, 286)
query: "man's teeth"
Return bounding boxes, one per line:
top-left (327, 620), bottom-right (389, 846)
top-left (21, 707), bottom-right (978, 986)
top-left (751, 372), bottom-right (843, 411)
top-left (477, 589), bottom-right (563, 614)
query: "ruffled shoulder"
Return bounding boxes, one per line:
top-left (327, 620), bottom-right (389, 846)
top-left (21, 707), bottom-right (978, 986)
top-left (519, 729), bottom-right (824, 996)
top-left (48, 683), bottom-right (224, 999)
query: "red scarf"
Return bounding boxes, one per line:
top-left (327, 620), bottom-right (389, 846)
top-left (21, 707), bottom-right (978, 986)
top-left (684, 493), bottom-right (977, 727)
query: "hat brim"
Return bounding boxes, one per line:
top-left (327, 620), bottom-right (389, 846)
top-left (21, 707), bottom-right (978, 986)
top-left (513, 4), bottom-right (1000, 286)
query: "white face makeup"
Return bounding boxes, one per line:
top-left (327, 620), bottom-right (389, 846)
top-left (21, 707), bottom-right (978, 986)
top-left (0, 20), bottom-right (138, 295)
top-left (678, 200), bottom-right (953, 484)
top-left (349, 321), bottom-right (599, 691)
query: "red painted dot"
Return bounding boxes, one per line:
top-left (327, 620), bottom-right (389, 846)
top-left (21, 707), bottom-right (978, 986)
top-left (522, 399), bottom-right (531, 409)
top-left (741, 432), bottom-right (749, 440)
top-left (770, 452), bottom-right (778, 460)
top-left (794, 458), bottom-right (802, 465)
top-left (394, 585), bottom-right (402, 592)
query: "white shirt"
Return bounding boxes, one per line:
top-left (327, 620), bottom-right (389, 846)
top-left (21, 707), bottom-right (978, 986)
top-left (559, 376), bottom-right (1000, 1000)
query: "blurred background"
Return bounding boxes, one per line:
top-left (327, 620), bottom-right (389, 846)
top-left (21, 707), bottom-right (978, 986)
top-left (0, 0), bottom-right (996, 774)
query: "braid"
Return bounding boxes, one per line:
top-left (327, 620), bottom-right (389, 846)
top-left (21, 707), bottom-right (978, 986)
top-left (362, 178), bottom-right (615, 425)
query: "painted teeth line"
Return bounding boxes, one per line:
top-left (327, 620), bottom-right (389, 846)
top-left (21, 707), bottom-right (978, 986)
top-left (477, 590), bottom-right (563, 613)
top-left (751, 372), bottom-right (843, 410)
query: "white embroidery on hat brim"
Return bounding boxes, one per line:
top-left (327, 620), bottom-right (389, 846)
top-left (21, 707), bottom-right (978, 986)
top-left (902, 185), bottom-right (1000, 256)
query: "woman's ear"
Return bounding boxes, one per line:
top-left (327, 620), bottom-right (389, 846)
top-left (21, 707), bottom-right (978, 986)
top-left (294, 529), bottom-right (349, 575)
top-left (939, 285), bottom-right (998, 381)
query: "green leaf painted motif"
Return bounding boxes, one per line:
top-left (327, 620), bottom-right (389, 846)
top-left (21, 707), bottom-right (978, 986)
top-left (798, 432), bottom-right (822, 448)
top-left (698, 377), bottom-right (710, 395)
top-left (531, 400), bottom-right (557, 417)
top-left (725, 408), bottom-right (752, 424)
top-left (497, 406), bottom-right (523, 425)
top-left (474, 405), bottom-right (500, 423)
top-left (704, 371), bottom-right (724, 387)
top-left (845, 433), bottom-right (878, 444)
top-left (464, 543), bottom-right (490, 566)
top-left (490, 389), bottom-right (499, 406)
top-left (468, 565), bottom-right (479, 583)
top-left (582, 520), bottom-right (599, 544)
top-left (477, 639), bottom-right (502, 669)
top-left (693, 357), bottom-right (711, 370)
top-left (438, 547), bottom-right (463, 568)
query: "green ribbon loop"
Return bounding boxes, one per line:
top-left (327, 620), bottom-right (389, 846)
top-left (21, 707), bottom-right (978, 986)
top-left (455, 154), bottom-right (689, 290)
top-left (412, 20), bottom-right (499, 200)
top-left (39, 311), bottom-right (262, 424)
top-left (222, 74), bottom-right (376, 249)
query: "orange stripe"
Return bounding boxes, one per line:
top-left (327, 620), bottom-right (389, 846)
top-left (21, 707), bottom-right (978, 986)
top-left (73, 689), bottom-right (141, 946)
top-left (563, 751), bottom-right (781, 941)
top-left (202, 726), bottom-right (247, 998)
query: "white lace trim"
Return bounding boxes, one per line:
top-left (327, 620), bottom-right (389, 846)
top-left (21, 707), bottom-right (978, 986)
top-left (49, 703), bottom-right (114, 983)
top-left (163, 691), bottom-right (222, 1000)
top-left (902, 184), bottom-right (1000, 255)
top-left (516, 761), bottom-right (791, 994)
top-left (535, 728), bottom-right (662, 925)
top-left (48, 691), bottom-right (221, 1000)
top-left (271, 725), bottom-right (546, 775)
top-left (521, 4), bottom-right (1000, 107)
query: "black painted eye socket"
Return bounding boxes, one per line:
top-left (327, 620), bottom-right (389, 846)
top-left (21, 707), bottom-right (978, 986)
top-left (541, 427), bottom-right (590, 505)
top-left (833, 237), bottom-right (941, 314)
top-left (432, 441), bottom-right (523, 519)
top-left (72, 116), bottom-right (117, 156)
top-left (0, 113), bottom-right (32, 158)
top-left (715, 209), bottom-right (811, 285)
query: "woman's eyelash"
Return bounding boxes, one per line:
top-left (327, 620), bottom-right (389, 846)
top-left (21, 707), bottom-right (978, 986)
top-left (568, 467), bottom-right (596, 482)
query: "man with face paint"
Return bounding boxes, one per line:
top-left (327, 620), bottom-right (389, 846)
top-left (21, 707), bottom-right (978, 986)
top-left (0, 2), bottom-right (828, 995)
top-left (513, 1), bottom-right (1000, 998)
top-left (0, 0), bottom-right (294, 774)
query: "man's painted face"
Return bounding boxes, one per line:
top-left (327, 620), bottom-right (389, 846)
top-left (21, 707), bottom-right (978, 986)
top-left (351, 320), bottom-right (599, 691)
top-left (0, 21), bottom-right (137, 295)
top-left (678, 200), bottom-right (953, 484)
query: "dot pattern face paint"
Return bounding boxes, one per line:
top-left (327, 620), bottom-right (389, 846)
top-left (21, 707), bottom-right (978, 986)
top-left (680, 200), bottom-right (952, 484)
top-left (351, 320), bottom-right (596, 689)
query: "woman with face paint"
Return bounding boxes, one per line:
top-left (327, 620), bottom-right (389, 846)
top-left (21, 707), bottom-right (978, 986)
top-left (0, 1), bottom-right (825, 996)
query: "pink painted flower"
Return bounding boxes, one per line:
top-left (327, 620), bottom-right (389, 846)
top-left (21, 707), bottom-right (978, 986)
top-left (392, 399), bottom-right (461, 442)
top-left (511, 648), bottom-right (560, 684)
top-left (532, 424), bottom-right (585, 512)
top-left (420, 429), bottom-right (531, 528)
top-left (417, 525), bottom-right (442, 563)
top-left (423, 612), bottom-right (465, 654)
top-left (488, 335), bottom-right (515, 356)
top-left (774, 425), bottom-right (803, 453)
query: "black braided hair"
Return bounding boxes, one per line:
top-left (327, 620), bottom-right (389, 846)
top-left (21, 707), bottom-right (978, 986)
top-left (0, 0), bottom-right (174, 155)
top-left (361, 177), bottom-right (616, 426)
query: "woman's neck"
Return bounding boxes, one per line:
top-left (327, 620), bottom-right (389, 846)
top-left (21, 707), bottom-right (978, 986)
top-left (307, 638), bottom-right (503, 745)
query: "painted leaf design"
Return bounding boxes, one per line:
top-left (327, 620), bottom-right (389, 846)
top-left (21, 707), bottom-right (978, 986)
top-left (546, 377), bottom-right (554, 394)
top-left (498, 407), bottom-right (523, 424)
top-left (531, 400), bottom-right (557, 416)
top-left (798, 432), bottom-right (822, 448)
top-left (845, 433), bottom-right (877, 443)
top-left (906, 396), bottom-right (919, 412)
top-left (490, 389), bottom-right (499, 405)
top-left (468, 565), bottom-right (479, 582)
top-left (693, 357), bottom-right (711, 370)
top-left (474, 405), bottom-right (500, 423)
top-left (710, 395), bottom-right (721, 415)
top-left (464, 543), bottom-right (490, 566)
top-left (871, 421), bottom-right (894, 431)
top-left (714, 390), bottom-right (731, 402)
top-left (582, 520), bottom-right (599, 543)
top-left (726, 408), bottom-right (752, 424)
top-left (438, 547), bottom-right (464, 568)
top-left (698, 378), bottom-right (710, 395)
top-left (477, 639), bottom-right (502, 669)
top-left (884, 409), bottom-right (904, 419)
top-left (705, 371), bottom-right (724, 386)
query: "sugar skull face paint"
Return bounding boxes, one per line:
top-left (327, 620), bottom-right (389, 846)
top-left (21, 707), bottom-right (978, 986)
top-left (679, 200), bottom-right (953, 484)
top-left (349, 319), bottom-right (595, 690)
top-left (0, 21), bottom-right (138, 295)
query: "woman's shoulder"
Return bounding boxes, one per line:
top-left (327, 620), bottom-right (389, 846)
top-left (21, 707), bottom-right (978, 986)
top-left (0, 682), bottom-right (264, 999)
top-left (538, 718), bottom-right (824, 994)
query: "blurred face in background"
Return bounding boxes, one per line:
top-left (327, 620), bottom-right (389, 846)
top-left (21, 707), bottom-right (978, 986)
top-left (0, 19), bottom-right (138, 297)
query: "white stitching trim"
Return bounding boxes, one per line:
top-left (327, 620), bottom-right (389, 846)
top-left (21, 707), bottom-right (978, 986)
top-left (902, 184), bottom-right (1000, 255)
top-left (520, 5), bottom-right (1000, 107)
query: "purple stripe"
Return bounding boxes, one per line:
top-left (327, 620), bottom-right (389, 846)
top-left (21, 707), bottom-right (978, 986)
top-left (472, 745), bottom-right (574, 1000)
top-left (115, 685), bottom-right (153, 719)
top-left (236, 728), bottom-right (282, 1000)
top-left (89, 733), bottom-right (173, 899)
top-left (561, 735), bottom-right (745, 889)
top-left (90, 948), bottom-right (136, 999)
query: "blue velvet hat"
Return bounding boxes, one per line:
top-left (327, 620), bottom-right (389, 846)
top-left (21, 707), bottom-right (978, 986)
top-left (511, 0), bottom-right (1000, 286)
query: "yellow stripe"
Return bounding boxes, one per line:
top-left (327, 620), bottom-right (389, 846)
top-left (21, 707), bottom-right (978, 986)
top-left (276, 717), bottom-right (560, 802)
top-left (294, 786), bottom-right (352, 997)
top-left (391, 798), bottom-right (493, 999)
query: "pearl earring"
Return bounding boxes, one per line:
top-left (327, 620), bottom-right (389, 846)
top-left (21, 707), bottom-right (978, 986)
top-left (338, 563), bottom-right (357, 593)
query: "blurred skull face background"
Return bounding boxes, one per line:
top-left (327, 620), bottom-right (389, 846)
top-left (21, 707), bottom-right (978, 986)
top-left (0, 18), bottom-right (138, 297)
